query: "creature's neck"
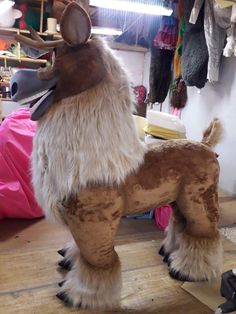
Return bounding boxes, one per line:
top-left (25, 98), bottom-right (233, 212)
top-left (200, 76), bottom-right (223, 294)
top-left (37, 88), bottom-right (146, 188)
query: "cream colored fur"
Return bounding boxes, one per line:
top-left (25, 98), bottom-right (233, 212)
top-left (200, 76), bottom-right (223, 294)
top-left (161, 216), bottom-right (181, 255)
top-left (169, 231), bottom-right (223, 280)
top-left (61, 252), bottom-right (121, 309)
top-left (32, 38), bottom-right (146, 224)
top-left (201, 118), bottom-right (223, 148)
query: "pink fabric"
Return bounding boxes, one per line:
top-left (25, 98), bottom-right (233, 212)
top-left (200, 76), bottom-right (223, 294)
top-left (0, 108), bottom-right (43, 219)
top-left (171, 107), bottom-right (182, 119)
top-left (154, 205), bottom-right (172, 229)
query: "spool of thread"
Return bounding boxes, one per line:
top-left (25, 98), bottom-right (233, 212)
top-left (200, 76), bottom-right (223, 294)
top-left (46, 17), bottom-right (57, 34)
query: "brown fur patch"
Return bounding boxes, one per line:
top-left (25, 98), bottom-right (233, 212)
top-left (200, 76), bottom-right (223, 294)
top-left (53, 41), bottom-right (107, 103)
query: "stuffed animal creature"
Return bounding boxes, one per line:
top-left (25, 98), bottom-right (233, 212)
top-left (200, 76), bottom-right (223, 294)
top-left (11, 2), bottom-right (224, 310)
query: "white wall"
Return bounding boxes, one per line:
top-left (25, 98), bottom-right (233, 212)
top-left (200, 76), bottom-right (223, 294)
top-left (143, 51), bottom-right (151, 89)
top-left (181, 57), bottom-right (236, 196)
top-left (1, 100), bottom-right (20, 117)
top-left (114, 49), bottom-right (147, 87)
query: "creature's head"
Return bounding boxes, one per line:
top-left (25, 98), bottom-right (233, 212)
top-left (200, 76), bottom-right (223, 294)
top-left (11, 1), bottom-right (107, 120)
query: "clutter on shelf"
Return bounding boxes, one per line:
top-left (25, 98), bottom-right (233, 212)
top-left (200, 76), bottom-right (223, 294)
top-left (0, 64), bottom-right (12, 99)
top-left (0, 0), bottom-right (22, 28)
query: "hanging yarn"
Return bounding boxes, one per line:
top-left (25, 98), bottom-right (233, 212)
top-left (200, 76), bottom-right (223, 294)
top-left (149, 0), bottom-right (178, 104)
top-left (170, 76), bottom-right (187, 109)
top-left (173, 20), bottom-right (185, 78)
top-left (170, 0), bottom-right (187, 110)
top-left (182, 0), bottom-right (208, 89)
top-left (149, 48), bottom-right (174, 104)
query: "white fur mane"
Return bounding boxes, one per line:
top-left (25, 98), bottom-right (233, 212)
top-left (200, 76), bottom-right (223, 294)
top-left (32, 38), bottom-right (146, 224)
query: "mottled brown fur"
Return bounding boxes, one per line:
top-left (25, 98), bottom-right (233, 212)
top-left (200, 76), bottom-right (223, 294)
top-left (65, 140), bottom-right (220, 238)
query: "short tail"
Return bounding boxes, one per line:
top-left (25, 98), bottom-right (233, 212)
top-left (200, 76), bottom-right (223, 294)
top-left (201, 118), bottom-right (223, 148)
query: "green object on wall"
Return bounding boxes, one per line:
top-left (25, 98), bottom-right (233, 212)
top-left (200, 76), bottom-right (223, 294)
top-left (14, 8), bottom-right (48, 32)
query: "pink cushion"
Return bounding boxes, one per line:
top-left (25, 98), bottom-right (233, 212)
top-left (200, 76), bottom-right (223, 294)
top-left (0, 108), bottom-right (43, 219)
top-left (154, 205), bottom-right (172, 229)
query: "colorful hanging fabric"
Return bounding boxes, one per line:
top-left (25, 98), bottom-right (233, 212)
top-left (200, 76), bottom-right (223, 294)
top-left (153, 15), bottom-right (179, 51)
top-left (149, 0), bottom-right (178, 104)
top-left (149, 48), bottom-right (174, 104)
top-left (173, 20), bottom-right (185, 78)
top-left (171, 0), bottom-right (187, 111)
top-left (181, 0), bottom-right (208, 89)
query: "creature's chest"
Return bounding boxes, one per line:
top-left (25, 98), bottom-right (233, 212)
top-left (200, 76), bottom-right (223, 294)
top-left (33, 122), bottom-right (80, 177)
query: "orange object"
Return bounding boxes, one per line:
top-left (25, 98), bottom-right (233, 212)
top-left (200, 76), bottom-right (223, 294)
top-left (0, 39), bottom-right (15, 51)
top-left (0, 39), bottom-right (8, 50)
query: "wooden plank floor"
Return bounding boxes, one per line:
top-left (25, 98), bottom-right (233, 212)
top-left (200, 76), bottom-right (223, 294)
top-left (1, 215), bottom-right (236, 314)
top-left (219, 190), bottom-right (236, 226)
top-left (0, 190), bottom-right (236, 314)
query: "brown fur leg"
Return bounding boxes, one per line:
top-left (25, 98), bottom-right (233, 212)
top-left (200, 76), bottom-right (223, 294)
top-left (57, 197), bottom-right (122, 310)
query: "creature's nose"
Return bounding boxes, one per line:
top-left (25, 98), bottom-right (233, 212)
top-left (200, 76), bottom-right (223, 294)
top-left (10, 69), bottom-right (38, 102)
top-left (10, 69), bottom-right (58, 104)
top-left (11, 82), bottom-right (18, 97)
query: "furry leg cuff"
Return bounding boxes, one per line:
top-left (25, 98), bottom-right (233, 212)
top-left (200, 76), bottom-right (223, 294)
top-left (57, 253), bottom-right (121, 310)
top-left (168, 231), bottom-right (223, 282)
top-left (58, 241), bottom-right (78, 271)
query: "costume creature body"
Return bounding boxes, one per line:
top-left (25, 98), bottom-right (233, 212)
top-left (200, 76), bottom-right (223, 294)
top-left (11, 2), bottom-right (223, 310)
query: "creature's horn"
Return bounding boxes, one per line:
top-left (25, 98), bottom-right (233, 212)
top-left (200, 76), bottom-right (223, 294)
top-left (201, 118), bottom-right (224, 148)
top-left (15, 27), bottom-right (64, 51)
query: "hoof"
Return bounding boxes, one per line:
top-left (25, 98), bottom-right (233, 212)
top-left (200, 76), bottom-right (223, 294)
top-left (58, 280), bottom-right (66, 287)
top-left (169, 268), bottom-right (197, 282)
top-left (163, 253), bottom-right (170, 264)
top-left (167, 258), bottom-right (172, 267)
top-left (56, 292), bottom-right (71, 305)
top-left (58, 259), bottom-right (72, 271)
top-left (159, 245), bottom-right (165, 257)
top-left (56, 291), bottom-right (82, 308)
top-left (57, 248), bottom-right (67, 257)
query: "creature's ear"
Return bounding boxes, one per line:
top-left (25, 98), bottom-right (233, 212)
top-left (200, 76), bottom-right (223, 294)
top-left (60, 2), bottom-right (91, 47)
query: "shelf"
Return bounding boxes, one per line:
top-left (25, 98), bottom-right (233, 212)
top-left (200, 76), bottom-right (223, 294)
top-left (0, 55), bottom-right (47, 65)
top-left (0, 81), bottom-right (10, 86)
top-left (0, 28), bottom-right (148, 55)
top-left (108, 41), bottom-right (148, 53)
top-left (53, 33), bottom-right (148, 53)
top-left (0, 98), bottom-right (12, 102)
top-left (0, 27), bottom-right (52, 38)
